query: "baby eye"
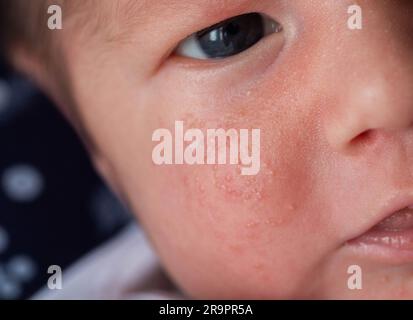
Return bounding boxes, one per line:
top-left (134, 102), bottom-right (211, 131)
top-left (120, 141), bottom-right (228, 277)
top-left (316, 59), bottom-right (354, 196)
top-left (175, 12), bottom-right (283, 60)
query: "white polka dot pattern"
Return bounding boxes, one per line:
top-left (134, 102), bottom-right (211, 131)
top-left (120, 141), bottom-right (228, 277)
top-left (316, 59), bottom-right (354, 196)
top-left (1, 164), bottom-right (44, 202)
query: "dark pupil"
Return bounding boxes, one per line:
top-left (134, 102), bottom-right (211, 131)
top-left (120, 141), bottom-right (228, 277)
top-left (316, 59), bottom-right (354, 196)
top-left (196, 13), bottom-right (264, 59)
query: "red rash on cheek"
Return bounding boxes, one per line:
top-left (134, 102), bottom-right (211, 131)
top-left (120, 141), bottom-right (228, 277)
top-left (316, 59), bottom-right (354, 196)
top-left (169, 128), bottom-right (315, 235)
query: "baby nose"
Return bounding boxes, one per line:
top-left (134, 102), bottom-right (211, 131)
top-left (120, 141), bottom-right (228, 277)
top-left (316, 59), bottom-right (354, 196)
top-left (325, 42), bottom-right (413, 150)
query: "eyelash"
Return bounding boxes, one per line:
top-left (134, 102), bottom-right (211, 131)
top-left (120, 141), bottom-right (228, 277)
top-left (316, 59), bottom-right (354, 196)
top-left (174, 12), bottom-right (283, 60)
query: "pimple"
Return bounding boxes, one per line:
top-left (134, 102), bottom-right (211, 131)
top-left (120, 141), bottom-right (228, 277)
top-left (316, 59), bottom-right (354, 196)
top-left (186, 172), bottom-right (216, 210)
top-left (262, 208), bottom-right (296, 227)
top-left (253, 263), bottom-right (264, 271)
top-left (228, 244), bottom-right (245, 256)
top-left (212, 164), bottom-right (272, 203)
top-left (245, 219), bottom-right (261, 229)
top-left (243, 223), bottom-right (264, 242)
top-left (194, 176), bottom-right (206, 193)
top-left (286, 203), bottom-right (297, 211)
top-left (381, 275), bottom-right (390, 284)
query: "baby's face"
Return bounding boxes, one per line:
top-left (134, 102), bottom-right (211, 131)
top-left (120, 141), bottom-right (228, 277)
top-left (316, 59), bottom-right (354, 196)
top-left (45, 0), bottom-right (413, 298)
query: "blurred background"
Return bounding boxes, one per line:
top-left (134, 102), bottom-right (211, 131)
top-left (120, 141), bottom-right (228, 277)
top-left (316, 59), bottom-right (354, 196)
top-left (0, 57), bottom-right (132, 299)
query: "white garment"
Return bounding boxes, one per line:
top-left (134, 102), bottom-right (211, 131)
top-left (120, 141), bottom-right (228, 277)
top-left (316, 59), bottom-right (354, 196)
top-left (32, 224), bottom-right (182, 300)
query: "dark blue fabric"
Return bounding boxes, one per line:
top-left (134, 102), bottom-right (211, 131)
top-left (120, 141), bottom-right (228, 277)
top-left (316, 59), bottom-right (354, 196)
top-left (0, 60), bottom-right (131, 299)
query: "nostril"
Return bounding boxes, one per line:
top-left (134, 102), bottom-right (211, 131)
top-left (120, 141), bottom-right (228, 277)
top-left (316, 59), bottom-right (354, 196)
top-left (350, 129), bottom-right (377, 146)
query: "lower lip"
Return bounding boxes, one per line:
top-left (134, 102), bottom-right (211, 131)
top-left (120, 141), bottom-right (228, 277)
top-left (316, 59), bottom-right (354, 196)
top-left (347, 208), bottom-right (413, 263)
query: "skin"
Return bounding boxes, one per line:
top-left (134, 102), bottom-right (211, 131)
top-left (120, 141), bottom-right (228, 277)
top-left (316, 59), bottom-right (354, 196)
top-left (14, 0), bottom-right (413, 298)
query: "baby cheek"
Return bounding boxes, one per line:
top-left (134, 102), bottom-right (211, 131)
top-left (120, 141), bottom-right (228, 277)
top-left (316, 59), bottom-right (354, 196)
top-left (172, 138), bottom-right (318, 291)
top-left (146, 109), bottom-right (324, 296)
top-left (174, 124), bottom-right (317, 244)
